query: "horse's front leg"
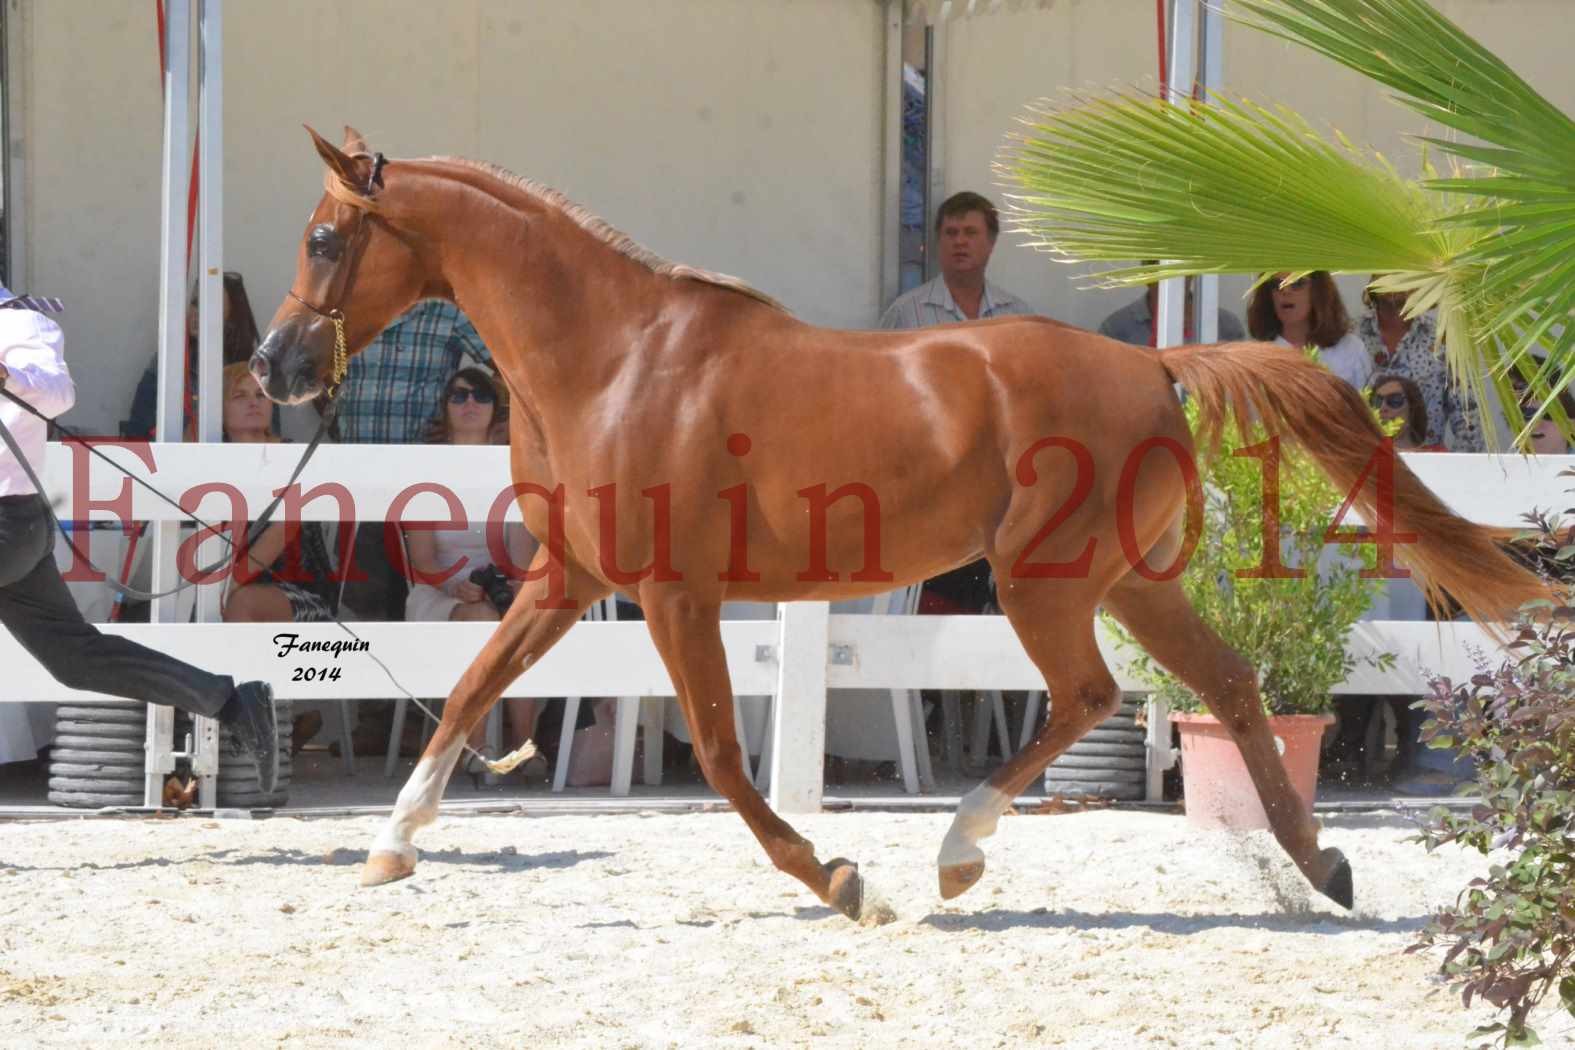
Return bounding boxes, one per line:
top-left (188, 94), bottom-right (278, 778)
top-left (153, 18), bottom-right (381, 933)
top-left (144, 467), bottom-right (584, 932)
top-left (360, 560), bottom-right (610, 887)
top-left (640, 591), bottom-right (881, 923)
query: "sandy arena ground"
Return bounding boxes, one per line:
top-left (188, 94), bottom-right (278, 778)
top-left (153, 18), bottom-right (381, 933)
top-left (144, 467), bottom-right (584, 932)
top-left (1, 807), bottom-right (1570, 1049)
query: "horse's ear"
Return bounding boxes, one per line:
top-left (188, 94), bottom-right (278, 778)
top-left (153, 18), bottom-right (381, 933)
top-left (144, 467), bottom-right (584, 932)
top-left (305, 124), bottom-right (363, 190)
top-left (341, 125), bottom-right (369, 155)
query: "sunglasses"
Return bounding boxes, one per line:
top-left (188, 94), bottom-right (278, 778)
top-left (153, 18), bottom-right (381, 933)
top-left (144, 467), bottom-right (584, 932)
top-left (1371, 393), bottom-right (1408, 410)
top-left (447, 386), bottom-right (495, 405)
top-left (1277, 277), bottom-right (1309, 291)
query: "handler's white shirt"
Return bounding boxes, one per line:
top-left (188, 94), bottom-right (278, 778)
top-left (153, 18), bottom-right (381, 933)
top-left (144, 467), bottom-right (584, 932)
top-left (0, 306), bottom-right (75, 496)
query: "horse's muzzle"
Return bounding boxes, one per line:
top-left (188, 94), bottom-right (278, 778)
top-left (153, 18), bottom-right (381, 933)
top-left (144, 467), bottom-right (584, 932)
top-left (252, 331), bottom-right (325, 405)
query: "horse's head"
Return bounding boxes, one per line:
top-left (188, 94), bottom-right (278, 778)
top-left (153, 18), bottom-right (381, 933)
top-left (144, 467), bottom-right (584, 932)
top-left (253, 126), bottom-right (430, 404)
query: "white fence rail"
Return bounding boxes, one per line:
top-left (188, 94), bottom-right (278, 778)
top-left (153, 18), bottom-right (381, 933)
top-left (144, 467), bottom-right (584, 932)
top-left (8, 441), bottom-right (1571, 810)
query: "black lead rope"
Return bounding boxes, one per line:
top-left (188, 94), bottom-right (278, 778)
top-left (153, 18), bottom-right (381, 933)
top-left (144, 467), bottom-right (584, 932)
top-left (0, 384), bottom-right (525, 776)
top-left (0, 384), bottom-right (336, 601)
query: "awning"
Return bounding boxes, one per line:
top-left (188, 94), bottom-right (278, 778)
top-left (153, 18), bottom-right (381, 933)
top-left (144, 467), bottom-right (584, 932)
top-left (904, 0), bottom-right (1057, 23)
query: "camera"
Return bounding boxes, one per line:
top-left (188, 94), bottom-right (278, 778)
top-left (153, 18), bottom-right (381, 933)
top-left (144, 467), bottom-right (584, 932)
top-left (468, 564), bottom-right (516, 615)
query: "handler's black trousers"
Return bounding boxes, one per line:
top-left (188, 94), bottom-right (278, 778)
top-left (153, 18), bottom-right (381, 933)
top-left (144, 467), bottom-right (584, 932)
top-left (0, 494), bottom-right (233, 717)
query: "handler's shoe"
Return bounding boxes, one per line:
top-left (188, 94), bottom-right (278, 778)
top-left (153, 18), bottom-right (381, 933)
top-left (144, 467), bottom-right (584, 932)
top-left (220, 681), bottom-right (280, 795)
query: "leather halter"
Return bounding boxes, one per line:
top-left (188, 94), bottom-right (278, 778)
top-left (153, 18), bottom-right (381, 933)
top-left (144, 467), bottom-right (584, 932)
top-left (284, 152), bottom-right (387, 396)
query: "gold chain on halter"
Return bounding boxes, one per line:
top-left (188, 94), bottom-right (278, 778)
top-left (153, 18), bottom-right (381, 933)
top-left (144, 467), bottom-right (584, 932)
top-left (328, 310), bottom-right (349, 395)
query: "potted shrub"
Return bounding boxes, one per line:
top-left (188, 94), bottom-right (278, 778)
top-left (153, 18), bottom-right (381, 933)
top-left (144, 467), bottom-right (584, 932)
top-left (1106, 395), bottom-right (1390, 829)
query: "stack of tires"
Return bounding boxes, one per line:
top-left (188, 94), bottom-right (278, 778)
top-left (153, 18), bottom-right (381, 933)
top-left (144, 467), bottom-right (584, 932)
top-left (47, 701), bottom-right (293, 809)
top-left (1043, 696), bottom-right (1147, 801)
top-left (48, 701), bottom-right (146, 808)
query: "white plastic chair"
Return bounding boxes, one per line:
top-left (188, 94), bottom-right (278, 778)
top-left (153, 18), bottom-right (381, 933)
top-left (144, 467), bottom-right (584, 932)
top-left (383, 525), bottom-right (500, 779)
top-left (874, 584), bottom-right (932, 793)
top-left (970, 689), bottom-right (1016, 766)
top-left (551, 595), bottom-right (647, 794)
top-left (568, 600), bottom-right (763, 795)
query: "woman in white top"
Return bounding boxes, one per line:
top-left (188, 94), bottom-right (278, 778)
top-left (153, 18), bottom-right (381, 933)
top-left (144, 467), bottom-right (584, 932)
top-left (403, 368), bottom-right (540, 774)
top-left (1247, 271), bottom-right (1371, 392)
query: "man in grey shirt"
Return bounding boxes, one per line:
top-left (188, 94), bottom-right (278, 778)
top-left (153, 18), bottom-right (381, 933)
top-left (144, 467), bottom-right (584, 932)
top-left (880, 192), bottom-right (1032, 330)
top-left (877, 191), bottom-right (1030, 616)
top-left (1099, 273), bottom-right (1245, 347)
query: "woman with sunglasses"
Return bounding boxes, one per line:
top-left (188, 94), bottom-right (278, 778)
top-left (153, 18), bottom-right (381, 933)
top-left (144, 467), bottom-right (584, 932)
top-left (1356, 280), bottom-right (1483, 451)
top-left (1512, 377), bottom-right (1575, 456)
top-left (1246, 271), bottom-right (1370, 391)
top-left (403, 368), bottom-right (544, 780)
top-left (1368, 373), bottom-right (1443, 451)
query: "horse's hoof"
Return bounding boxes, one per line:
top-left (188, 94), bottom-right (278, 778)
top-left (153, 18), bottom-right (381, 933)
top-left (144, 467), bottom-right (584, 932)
top-left (1317, 848), bottom-right (1353, 909)
top-left (938, 858), bottom-right (986, 901)
top-left (825, 857), bottom-right (863, 922)
top-left (360, 850), bottom-right (415, 888)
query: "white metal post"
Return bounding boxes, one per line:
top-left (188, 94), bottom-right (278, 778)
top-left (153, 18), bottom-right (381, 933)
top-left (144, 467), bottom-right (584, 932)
top-left (1196, 1), bottom-right (1224, 344)
top-left (1149, 0), bottom-right (1201, 801)
top-left (4, 0), bottom-right (30, 295)
top-left (145, 0), bottom-right (190, 807)
top-left (922, 20), bottom-right (945, 281)
top-left (769, 601), bottom-right (828, 813)
top-left (880, 0), bottom-right (904, 313)
top-left (1155, 0), bottom-right (1197, 353)
top-left (192, 0), bottom-right (224, 807)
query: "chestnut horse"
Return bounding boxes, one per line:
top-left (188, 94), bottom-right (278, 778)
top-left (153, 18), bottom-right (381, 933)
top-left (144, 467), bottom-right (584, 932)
top-left (255, 127), bottom-right (1546, 921)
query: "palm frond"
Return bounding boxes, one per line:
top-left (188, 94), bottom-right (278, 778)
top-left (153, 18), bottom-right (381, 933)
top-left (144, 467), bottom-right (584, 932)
top-left (1228, 0), bottom-right (1575, 435)
top-left (1000, 90), bottom-right (1459, 282)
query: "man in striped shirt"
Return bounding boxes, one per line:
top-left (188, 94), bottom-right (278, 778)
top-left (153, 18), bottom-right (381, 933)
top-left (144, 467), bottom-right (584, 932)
top-left (334, 299), bottom-right (495, 445)
top-left (878, 191), bottom-right (1032, 330)
top-left (331, 300), bottom-right (497, 622)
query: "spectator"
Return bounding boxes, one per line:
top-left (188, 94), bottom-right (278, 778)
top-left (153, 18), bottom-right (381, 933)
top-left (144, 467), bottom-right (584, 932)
top-left (216, 363), bottom-right (343, 753)
top-left (1356, 280), bottom-right (1483, 451)
top-left (1513, 379), bottom-right (1575, 456)
top-left (402, 367), bottom-right (545, 782)
top-left (334, 301), bottom-right (499, 445)
top-left (1247, 271), bottom-right (1370, 391)
top-left (879, 191), bottom-right (1032, 328)
top-left (879, 191), bottom-right (1030, 615)
top-left (1368, 373), bottom-right (1442, 451)
top-left (126, 271), bottom-right (264, 441)
top-left (1325, 374), bottom-right (1440, 784)
top-left (218, 363), bottom-right (342, 628)
top-left (331, 300), bottom-right (499, 623)
top-left (1098, 266), bottom-right (1246, 346)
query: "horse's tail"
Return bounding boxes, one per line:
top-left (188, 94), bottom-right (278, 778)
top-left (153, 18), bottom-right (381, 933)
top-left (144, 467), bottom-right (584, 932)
top-left (1158, 341), bottom-right (1551, 632)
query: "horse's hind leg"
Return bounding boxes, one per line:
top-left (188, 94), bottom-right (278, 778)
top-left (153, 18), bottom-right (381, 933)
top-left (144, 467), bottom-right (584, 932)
top-left (641, 591), bottom-right (870, 922)
top-left (938, 589), bottom-right (1119, 900)
top-left (1102, 572), bottom-right (1352, 908)
top-left (360, 560), bottom-right (611, 888)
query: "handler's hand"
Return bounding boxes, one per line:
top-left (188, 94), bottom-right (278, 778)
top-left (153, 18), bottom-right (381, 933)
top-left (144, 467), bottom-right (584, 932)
top-left (455, 580), bottom-right (484, 603)
top-left (0, 362), bottom-right (8, 386)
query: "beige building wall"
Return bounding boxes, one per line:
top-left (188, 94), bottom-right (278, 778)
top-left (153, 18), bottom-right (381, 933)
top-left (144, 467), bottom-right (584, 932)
top-left (12, 0), bottom-right (884, 434)
top-left (10, 1), bottom-right (1574, 433)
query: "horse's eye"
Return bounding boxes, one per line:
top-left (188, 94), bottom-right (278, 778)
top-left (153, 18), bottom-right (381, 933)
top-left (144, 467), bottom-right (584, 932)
top-left (307, 225), bottom-right (342, 260)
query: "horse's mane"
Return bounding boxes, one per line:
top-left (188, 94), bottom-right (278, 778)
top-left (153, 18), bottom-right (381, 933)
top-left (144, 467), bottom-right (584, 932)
top-left (431, 156), bottom-right (788, 314)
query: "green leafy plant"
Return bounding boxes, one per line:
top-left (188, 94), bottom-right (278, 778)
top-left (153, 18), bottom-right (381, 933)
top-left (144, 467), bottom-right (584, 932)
top-left (1105, 392), bottom-right (1390, 714)
top-left (1410, 504), bottom-right (1575, 1049)
top-left (999, 0), bottom-right (1574, 448)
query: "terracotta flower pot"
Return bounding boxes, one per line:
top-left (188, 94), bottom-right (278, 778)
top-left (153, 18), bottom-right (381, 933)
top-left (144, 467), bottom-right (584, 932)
top-left (1170, 712), bottom-right (1334, 831)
